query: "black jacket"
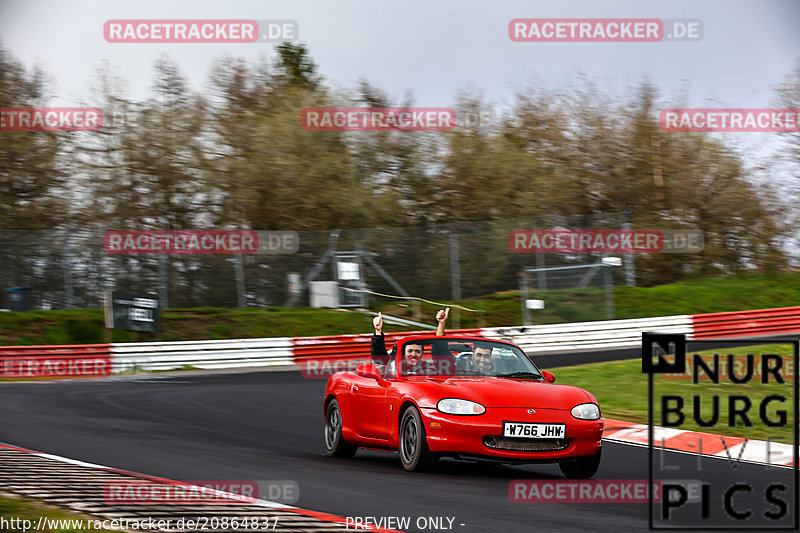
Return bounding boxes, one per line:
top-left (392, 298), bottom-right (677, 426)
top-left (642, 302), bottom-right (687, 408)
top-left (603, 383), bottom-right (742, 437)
top-left (370, 333), bottom-right (394, 366)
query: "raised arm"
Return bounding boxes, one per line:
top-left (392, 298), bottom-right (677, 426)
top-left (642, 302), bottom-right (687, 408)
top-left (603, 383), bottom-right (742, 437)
top-left (370, 312), bottom-right (391, 365)
top-left (435, 307), bottom-right (450, 336)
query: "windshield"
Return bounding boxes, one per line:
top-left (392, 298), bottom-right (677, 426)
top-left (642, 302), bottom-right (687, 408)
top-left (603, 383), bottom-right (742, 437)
top-left (390, 338), bottom-right (543, 379)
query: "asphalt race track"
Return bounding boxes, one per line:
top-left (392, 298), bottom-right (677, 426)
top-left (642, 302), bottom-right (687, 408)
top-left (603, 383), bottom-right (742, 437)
top-left (1, 354), bottom-right (796, 532)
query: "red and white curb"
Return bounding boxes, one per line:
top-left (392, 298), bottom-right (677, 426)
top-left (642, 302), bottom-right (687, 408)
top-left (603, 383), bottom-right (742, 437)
top-left (603, 418), bottom-right (796, 468)
top-left (0, 442), bottom-right (401, 532)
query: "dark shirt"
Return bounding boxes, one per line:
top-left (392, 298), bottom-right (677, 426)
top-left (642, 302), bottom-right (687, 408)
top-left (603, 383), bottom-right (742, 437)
top-left (370, 333), bottom-right (394, 367)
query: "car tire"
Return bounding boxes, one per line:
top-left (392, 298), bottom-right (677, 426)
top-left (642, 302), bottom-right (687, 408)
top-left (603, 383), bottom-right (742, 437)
top-left (399, 406), bottom-right (437, 472)
top-left (324, 398), bottom-right (357, 458)
top-left (559, 448), bottom-right (602, 479)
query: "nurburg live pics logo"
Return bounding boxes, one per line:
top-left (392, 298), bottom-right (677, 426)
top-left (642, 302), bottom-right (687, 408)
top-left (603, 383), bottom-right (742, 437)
top-left (643, 333), bottom-right (799, 530)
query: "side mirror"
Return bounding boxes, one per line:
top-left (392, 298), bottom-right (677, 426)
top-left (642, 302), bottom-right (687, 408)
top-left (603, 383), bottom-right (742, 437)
top-left (355, 363), bottom-right (384, 382)
top-left (541, 370), bottom-right (556, 383)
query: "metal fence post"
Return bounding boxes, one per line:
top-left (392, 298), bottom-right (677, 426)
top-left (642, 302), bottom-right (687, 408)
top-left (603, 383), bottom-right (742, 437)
top-left (519, 271), bottom-right (531, 326)
top-left (604, 265), bottom-right (615, 320)
top-left (535, 252), bottom-right (547, 291)
top-left (623, 219), bottom-right (636, 287)
top-left (235, 254), bottom-right (246, 308)
top-left (158, 254), bottom-right (169, 308)
top-left (63, 233), bottom-right (73, 309)
top-left (450, 231), bottom-right (461, 328)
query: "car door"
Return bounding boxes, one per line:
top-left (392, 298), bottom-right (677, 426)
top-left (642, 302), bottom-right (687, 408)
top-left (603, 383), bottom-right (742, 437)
top-left (349, 373), bottom-right (391, 440)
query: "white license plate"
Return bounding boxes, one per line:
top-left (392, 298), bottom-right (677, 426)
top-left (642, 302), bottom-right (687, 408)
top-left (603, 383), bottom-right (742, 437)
top-left (503, 422), bottom-right (565, 439)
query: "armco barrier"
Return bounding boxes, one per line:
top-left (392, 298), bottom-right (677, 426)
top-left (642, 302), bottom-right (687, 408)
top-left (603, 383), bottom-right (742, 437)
top-left (109, 338), bottom-right (294, 372)
top-left (691, 306), bottom-right (800, 339)
top-left (480, 316), bottom-right (693, 355)
top-left (0, 345), bottom-right (112, 377)
top-left (3, 306), bottom-right (799, 377)
top-left (107, 329), bottom-right (483, 373)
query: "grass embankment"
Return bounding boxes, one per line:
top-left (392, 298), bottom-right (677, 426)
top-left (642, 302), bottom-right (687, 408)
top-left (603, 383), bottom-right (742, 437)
top-left (555, 343), bottom-right (796, 443)
top-left (0, 307), bottom-right (376, 345)
top-left (1, 273), bottom-right (799, 346)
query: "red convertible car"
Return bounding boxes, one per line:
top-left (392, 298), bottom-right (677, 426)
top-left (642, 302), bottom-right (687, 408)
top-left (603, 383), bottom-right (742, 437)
top-left (323, 335), bottom-right (603, 476)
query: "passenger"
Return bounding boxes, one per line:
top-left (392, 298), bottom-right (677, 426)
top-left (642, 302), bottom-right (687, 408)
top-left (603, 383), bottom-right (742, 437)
top-left (395, 342), bottom-right (426, 376)
top-left (370, 308), bottom-right (449, 375)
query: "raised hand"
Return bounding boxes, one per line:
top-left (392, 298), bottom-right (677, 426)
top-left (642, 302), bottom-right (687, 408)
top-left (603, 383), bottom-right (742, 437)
top-left (373, 312), bottom-right (383, 334)
top-left (435, 307), bottom-right (449, 336)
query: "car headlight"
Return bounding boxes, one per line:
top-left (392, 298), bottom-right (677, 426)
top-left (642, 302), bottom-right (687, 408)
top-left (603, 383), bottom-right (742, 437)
top-left (437, 398), bottom-right (486, 415)
top-left (571, 403), bottom-right (601, 420)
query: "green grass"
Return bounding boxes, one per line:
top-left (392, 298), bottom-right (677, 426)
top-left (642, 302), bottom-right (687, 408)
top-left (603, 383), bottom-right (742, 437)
top-left (553, 343), bottom-right (796, 443)
top-left (0, 494), bottom-right (125, 532)
top-left (1, 272), bottom-right (799, 346)
top-left (614, 273), bottom-right (800, 318)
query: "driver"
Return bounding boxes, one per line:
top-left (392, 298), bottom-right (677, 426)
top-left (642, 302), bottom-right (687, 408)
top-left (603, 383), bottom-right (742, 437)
top-left (472, 344), bottom-right (494, 373)
top-left (456, 342), bottom-right (495, 374)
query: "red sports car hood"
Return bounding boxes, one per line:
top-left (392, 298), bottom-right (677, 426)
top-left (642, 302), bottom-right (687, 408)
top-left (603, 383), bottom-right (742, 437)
top-left (410, 377), bottom-right (594, 409)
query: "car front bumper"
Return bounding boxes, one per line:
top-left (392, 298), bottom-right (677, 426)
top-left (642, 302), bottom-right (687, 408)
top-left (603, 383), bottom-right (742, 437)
top-left (420, 406), bottom-right (603, 461)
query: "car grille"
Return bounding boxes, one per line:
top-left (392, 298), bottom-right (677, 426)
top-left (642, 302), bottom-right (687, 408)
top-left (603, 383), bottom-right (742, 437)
top-left (483, 436), bottom-right (569, 452)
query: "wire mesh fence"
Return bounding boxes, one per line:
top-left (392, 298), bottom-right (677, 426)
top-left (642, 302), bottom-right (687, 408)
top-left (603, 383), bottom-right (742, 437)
top-left (0, 214), bottom-right (647, 317)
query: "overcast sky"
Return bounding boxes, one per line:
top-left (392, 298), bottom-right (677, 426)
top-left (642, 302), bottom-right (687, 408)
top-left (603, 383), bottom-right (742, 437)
top-left (1, 0), bottom-right (797, 106)
top-left (1, 0), bottom-right (798, 174)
